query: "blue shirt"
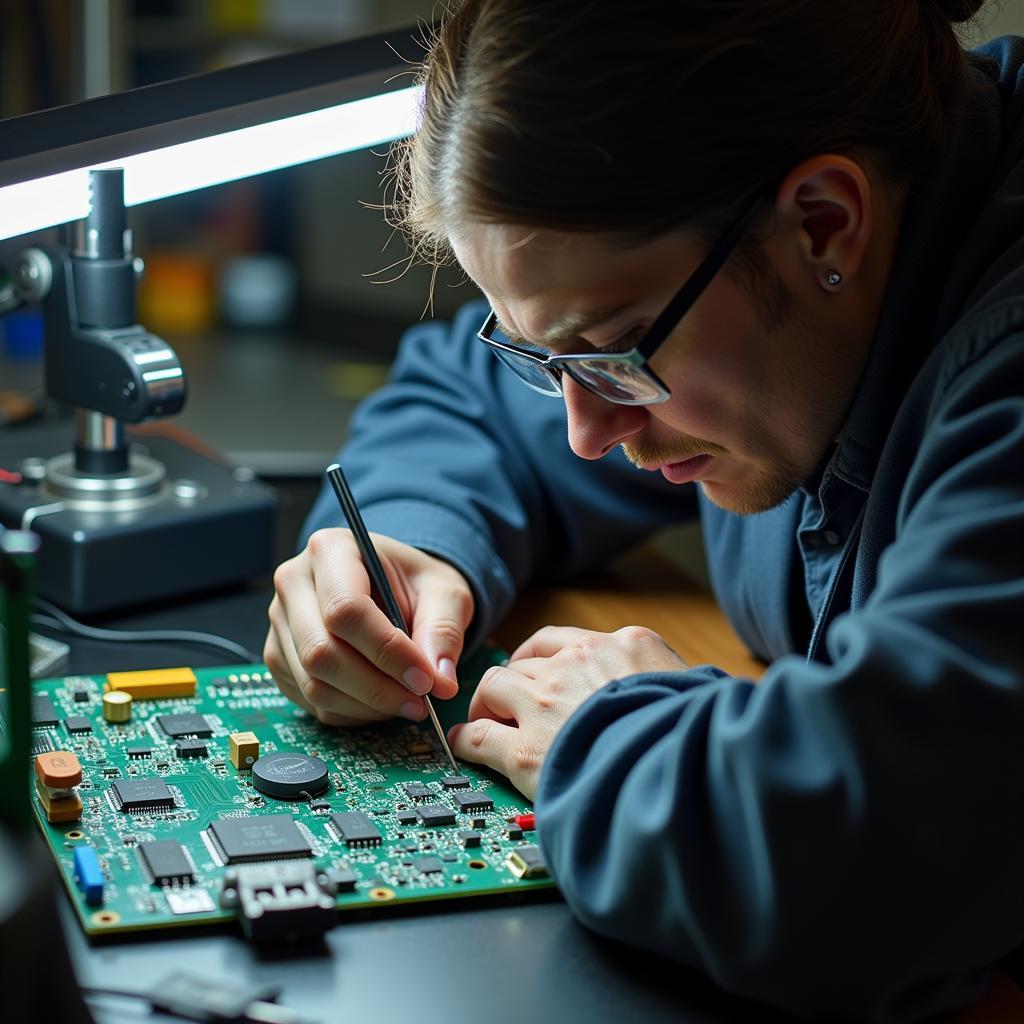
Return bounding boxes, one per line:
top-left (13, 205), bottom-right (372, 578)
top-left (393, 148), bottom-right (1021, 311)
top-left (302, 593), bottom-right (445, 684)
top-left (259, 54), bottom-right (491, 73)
top-left (304, 39), bottom-right (1024, 1021)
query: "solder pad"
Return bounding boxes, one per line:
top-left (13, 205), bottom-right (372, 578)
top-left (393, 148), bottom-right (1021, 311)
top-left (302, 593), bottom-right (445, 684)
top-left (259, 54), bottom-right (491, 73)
top-left (26, 651), bottom-right (555, 937)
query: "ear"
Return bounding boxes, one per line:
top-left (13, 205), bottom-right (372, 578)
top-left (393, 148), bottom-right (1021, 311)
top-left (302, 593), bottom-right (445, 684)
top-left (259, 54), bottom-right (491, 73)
top-left (774, 155), bottom-right (872, 292)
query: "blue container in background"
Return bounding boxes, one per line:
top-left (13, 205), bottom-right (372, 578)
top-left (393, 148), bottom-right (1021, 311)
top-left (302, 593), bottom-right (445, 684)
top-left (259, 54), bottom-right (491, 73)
top-left (1, 308), bottom-right (44, 362)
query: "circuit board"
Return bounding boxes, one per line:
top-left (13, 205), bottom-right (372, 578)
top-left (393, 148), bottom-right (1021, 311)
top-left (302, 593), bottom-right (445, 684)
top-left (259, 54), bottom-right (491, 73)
top-left (28, 651), bottom-right (555, 941)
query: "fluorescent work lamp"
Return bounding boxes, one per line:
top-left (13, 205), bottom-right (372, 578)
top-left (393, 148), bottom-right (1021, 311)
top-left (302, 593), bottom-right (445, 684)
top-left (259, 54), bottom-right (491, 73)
top-left (0, 30), bottom-right (419, 613)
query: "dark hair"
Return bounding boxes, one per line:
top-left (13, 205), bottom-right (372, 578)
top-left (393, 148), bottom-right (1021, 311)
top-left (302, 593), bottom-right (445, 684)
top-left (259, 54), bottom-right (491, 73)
top-left (386, 0), bottom-right (988, 270)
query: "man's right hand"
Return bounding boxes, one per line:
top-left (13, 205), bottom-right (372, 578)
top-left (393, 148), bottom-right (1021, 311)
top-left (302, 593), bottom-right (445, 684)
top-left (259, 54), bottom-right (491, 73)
top-left (264, 528), bottom-right (474, 726)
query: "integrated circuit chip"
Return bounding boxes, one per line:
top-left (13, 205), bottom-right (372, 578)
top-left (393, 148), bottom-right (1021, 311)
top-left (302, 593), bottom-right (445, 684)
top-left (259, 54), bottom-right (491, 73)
top-left (329, 811), bottom-right (382, 847)
top-left (64, 716), bottom-right (92, 734)
top-left (176, 738), bottom-right (208, 759)
top-left (327, 866), bottom-right (358, 893)
top-left (403, 783), bottom-right (432, 800)
top-left (396, 810), bottom-right (418, 825)
top-left (441, 776), bottom-right (471, 789)
top-left (139, 840), bottom-right (195, 883)
top-left (126, 745), bottom-right (152, 759)
top-left (208, 814), bottom-right (311, 864)
top-left (72, 688), bottom-right (91, 703)
top-left (111, 778), bottom-right (175, 812)
top-left (458, 829), bottom-right (482, 848)
top-left (31, 695), bottom-right (59, 728)
top-left (414, 856), bottom-right (443, 874)
top-left (453, 791), bottom-right (494, 813)
top-left (157, 713), bottom-right (213, 738)
top-left (416, 804), bottom-right (456, 827)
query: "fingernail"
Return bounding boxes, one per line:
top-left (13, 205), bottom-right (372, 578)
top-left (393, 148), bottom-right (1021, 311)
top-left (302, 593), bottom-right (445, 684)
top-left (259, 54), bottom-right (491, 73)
top-left (400, 699), bottom-right (425, 721)
top-left (402, 666), bottom-right (432, 695)
top-left (439, 657), bottom-right (457, 682)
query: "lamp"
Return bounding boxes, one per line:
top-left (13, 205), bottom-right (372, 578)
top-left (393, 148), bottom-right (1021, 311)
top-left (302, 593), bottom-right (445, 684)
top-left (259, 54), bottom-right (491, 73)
top-left (0, 31), bottom-right (419, 613)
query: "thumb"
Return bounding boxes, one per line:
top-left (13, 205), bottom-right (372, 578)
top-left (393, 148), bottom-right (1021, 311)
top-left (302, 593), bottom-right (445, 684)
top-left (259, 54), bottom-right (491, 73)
top-left (410, 579), bottom-right (473, 699)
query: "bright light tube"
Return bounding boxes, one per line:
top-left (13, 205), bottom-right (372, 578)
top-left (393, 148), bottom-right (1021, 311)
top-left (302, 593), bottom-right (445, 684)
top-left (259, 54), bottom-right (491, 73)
top-left (0, 86), bottom-right (421, 242)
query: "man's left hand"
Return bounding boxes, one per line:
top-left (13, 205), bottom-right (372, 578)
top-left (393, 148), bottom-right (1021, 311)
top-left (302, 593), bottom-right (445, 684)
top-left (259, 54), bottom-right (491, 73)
top-left (447, 625), bottom-right (689, 800)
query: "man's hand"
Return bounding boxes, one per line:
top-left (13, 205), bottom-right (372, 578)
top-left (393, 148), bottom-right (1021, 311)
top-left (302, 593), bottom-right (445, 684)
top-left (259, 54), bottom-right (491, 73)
top-left (448, 625), bottom-right (689, 800)
top-left (264, 528), bottom-right (474, 727)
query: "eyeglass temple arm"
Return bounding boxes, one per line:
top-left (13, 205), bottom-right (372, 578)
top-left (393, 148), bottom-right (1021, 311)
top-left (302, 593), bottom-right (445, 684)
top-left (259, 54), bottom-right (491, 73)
top-left (636, 192), bottom-right (769, 359)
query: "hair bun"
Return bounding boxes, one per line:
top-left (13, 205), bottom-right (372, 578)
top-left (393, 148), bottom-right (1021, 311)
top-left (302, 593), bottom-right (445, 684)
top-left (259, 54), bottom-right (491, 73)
top-left (931, 0), bottom-right (986, 23)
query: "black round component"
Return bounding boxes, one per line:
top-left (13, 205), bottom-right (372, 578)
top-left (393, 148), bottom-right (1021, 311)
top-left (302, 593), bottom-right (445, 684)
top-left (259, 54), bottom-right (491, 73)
top-left (251, 752), bottom-right (329, 800)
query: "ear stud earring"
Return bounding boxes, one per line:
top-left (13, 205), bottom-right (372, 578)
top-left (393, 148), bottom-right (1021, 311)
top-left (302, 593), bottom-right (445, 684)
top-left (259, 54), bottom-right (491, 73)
top-left (826, 270), bottom-right (843, 288)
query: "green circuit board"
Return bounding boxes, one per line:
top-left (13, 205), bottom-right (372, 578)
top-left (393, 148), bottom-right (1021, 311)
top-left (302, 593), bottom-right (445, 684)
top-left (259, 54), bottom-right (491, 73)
top-left (28, 651), bottom-right (555, 941)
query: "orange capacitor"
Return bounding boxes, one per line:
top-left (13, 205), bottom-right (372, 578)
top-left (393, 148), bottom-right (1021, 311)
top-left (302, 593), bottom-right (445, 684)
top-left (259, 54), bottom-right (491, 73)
top-left (35, 750), bottom-right (83, 789)
top-left (34, 780), bottom-right (84, 823)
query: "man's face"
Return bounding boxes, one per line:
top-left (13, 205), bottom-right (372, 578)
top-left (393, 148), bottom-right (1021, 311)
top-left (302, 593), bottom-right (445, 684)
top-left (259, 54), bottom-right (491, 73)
top-left (450, 223), bottom-right (870, 515)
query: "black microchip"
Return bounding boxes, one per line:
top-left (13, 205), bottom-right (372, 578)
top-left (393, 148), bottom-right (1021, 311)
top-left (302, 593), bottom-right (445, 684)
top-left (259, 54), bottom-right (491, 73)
top-left (64, 715), bottom-right (92, 734)
top-left (396, 810), bottom-right (418, 825)
top-left (416, 804), bottom-right (456, 827)
top-left (309, 801), bottom-right (331, 813)
top-left (441, 776), bottom-right (471, 789)
top-left (414, 856), bottom-right (443, 874)
top-left (157, 713), bottom-right (212, 738)
top-left (175, 738), bottom-right (207, 759)
top-left (31, 695), bottom-right (59, 728)
top-left (458, 829), bottom-right (482, 848)
top-left (470, 817), bottom-right (488, 829)
top-left (453, 791), bottom-right (494, 813)
top-left (111, 778), bottom-right (175, 812)
top-left (330, 811), bottom-right (382, 847)
top-left (328, 866), bottom-right (358, 893)
top-left (139, 840), bottom-right (194, 883)
top-left (442, 853), bottom-right (458, 863)
top-left (403, 783), bottom-right (432, 800)
top-left (506, 826), bottom-right (524, 841)
top-left (31, 733), bottom-right (55, 756)
top-left (208, 814), bottom-right (311, 864)
top-left (126, 745), bottom-right (152, 759)
top-left (72, 689), bottom-right (90, 703)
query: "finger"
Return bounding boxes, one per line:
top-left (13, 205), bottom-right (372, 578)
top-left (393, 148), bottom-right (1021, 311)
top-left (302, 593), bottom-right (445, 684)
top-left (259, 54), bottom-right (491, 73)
top-left (501, 655), bottom-right (547, 679)
top-left (509, 624), bottom-right (597, 661)
top-left (447, 717), bottom-right (518, 774)
top-left (409, 574), bottom-right (474, 701)
top-left (306, 531), bottom-right (439, 696)
top-left (467, 664), bottom-right (527, 723)
top-left (273, 581), bottom-right (426, 723)
top-left (264, 613), bottom-right (371, 726)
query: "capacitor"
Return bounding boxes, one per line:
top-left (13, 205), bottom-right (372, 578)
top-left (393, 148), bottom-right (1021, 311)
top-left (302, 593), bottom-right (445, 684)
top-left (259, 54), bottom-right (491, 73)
top-left (102, 689), bottom-right (132, 723)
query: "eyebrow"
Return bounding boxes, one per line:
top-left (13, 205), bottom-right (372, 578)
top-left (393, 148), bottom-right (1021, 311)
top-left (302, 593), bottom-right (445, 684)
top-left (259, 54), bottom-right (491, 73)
top-left (494, 304), bottom-right (633, 350)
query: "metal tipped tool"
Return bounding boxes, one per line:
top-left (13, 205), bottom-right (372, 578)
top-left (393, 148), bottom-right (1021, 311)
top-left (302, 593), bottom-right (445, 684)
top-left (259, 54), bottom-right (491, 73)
top-left (325, 463), bottom-right (459, 774)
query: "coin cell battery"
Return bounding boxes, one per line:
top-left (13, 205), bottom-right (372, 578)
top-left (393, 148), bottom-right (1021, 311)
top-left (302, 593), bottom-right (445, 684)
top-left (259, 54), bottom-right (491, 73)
top-left (250, 752), bottom-right (329, 799)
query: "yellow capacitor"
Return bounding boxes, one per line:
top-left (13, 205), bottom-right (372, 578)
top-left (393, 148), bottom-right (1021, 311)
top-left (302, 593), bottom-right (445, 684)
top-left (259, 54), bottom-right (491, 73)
top-left (229, 731), bottom-right (260, 770)
top-left (102, 690), bottom-right (133, 723)
top-left (105, 667), bottom-right (197, 699)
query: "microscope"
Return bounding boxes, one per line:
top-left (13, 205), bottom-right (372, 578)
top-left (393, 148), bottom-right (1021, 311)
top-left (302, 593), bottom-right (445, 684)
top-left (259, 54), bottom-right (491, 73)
top-left (0, 168), bottom-right (275, 613)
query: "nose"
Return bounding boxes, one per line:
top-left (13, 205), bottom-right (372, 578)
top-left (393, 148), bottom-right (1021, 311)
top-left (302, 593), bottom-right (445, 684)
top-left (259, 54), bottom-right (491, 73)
top-left (563, 376), bottom-right (647, 460)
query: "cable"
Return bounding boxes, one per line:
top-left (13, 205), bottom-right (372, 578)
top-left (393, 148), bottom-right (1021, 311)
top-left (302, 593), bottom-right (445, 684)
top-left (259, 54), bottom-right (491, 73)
top-left (32, 597), bottom-right (260, 663)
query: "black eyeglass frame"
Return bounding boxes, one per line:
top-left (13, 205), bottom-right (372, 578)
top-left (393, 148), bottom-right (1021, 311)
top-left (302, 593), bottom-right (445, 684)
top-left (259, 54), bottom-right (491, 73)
top-left (475, 189), bottom-right (768, 406)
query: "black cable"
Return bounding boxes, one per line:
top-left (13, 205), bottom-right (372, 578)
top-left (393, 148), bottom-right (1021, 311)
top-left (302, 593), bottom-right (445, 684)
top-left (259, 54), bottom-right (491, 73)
top-left (32, 597), bottom-right (260, 663)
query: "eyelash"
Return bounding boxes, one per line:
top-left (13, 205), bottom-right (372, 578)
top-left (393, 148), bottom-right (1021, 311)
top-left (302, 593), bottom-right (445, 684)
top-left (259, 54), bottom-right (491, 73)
top-left (597, 326), bottom-right (646, 354)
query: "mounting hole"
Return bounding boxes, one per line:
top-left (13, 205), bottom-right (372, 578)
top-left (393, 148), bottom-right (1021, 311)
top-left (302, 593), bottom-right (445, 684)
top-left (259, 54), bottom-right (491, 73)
top-left (91, 911), bottom-right (121, 926)
top-left (368, 887), bottom-right (395, 901)
top-left (468, 859), bottom-right (487, 870)
top-left (66, 830), bottom-right (85, 840)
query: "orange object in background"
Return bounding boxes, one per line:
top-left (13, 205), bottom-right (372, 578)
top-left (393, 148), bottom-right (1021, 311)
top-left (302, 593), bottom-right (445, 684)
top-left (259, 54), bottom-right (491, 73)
top-left (34, 750), bottom-right (83, 789)
top-left (137, 249), bottom-right (217, 335)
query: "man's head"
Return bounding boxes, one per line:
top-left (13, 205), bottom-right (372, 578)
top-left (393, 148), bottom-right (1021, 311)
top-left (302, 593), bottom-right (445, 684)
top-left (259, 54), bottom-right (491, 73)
top-left (386, 0), bottom-right (986, 513)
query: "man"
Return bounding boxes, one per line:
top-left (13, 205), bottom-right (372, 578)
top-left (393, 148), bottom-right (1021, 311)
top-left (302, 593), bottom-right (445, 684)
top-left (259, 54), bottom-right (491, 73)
top-left (265, 1), bottom-right (1024, 1018)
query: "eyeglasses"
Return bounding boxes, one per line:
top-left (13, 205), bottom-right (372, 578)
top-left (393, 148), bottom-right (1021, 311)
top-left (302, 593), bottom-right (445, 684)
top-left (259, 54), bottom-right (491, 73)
top-left (476, 190), bottom-right (767, 405)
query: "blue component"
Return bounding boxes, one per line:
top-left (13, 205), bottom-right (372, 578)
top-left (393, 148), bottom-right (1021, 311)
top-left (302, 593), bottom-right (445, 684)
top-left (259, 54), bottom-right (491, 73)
top-left (73, 846), bottom-right (104, 905)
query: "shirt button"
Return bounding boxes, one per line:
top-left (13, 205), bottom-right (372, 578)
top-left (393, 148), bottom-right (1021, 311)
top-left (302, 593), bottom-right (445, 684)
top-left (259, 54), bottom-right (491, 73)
top-left (822, 530), bottom-right (841, 546)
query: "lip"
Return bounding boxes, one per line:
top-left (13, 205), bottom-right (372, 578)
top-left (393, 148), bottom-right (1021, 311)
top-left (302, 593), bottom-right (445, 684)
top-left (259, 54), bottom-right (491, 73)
top-left (659, 454), bottom-right (713, 484)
